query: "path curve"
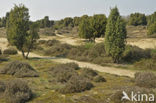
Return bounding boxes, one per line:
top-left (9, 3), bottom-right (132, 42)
top-left (0, 37), bottom-right (135, 78)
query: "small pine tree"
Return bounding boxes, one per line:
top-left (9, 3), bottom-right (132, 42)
top-left (105, 7), bottom-right (127, 63)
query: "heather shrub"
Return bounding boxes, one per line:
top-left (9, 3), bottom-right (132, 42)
top-left (0, 81), bottom-right (5, 96)
top-left (0, 55), bottom-right (9, 63)
top-left (135, 72), bottom-right (156, 88)
top-left (38, 40), bottom-right (46, 44)
top-left (3, 48), bottom-right (18, 55)
top-left (0, 61), bottom-right (39, 78)
top-left (64, 62), bottom-right (80, 70)
top-left (81, 68), bottom-right (98, 80)
top-left (46, 39), bottom-right (60, 46)
top-left (122, 45), bottom-right (151, 63)
top-left (93, 75), bottom-right (106, 82)
top-left (135, 59), bottom-right (156, 70)
top-left (0, 49), bottom-right (2, 55)
top-left (58, 75), bottom-right (93, 93)
top-left (5, 79), bottom-right (32, 103)
top-left (44, 43), bottom-right (72, 57)
top-left (111, 86), bottom-right (153, 103)
top-left (49, 63), bottom-right (78, 83)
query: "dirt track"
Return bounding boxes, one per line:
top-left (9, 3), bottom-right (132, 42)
top-left (0, 37), bottom-right (136, 78)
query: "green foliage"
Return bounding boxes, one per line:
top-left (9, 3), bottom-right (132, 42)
top-left (147, 21), bottom-right (156, 36)
top-left (79, 14), bottom-right (107, 41)
top-left (6, 4), bottom-right (29, 58)
top-left (0, 12), bottom-right (9, 27)
top-left (147, 12), bottom-right (156, 26)
top-left (90, 14), bottom-right (107, 37)
top-left (128, 13), bottom-right (147, 26)
top-left (79, 17), bottom-right (93, 41)
top-left (105, 7), bottom-right (127, 63)
top-left (6, 4), bottom-right (39, 59)
top-left (37, 16), bottom-right (54, 28)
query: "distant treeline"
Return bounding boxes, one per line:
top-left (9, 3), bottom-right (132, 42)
top-left (1, 10), bottom-right (156, 36)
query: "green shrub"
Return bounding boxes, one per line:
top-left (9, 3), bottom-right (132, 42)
top-left (135, 72), bottom-right (156, 88)
top-left (0, 61), bottom-right (39, 78)
top-left (58, 75), bottom-right (93, 93)
top-left (49, 64), bottom-right (78, 83)
top-left (3, 48), bottom-right (18, 55)
top-left (135, 59), bottom-right (156, 70)
top-left (122, 45), bottom-right (151, 63)
top-left (93, 75), bottom-right (106, 82)
top-left (5, 79), bottom-right (32, 103)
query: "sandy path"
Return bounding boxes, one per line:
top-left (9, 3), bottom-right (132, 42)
top-left (0, 37), bottom-right (135, 78)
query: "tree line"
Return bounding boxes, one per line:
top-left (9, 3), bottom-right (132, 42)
top-left (3, 4), bottom-right (156, 63)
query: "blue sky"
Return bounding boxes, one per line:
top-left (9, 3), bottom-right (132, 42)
top-left (0, 0), bottom-right (156, 21)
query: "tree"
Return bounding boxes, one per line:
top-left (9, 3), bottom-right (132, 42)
top-left (105, 7), bottom-right (127, 63)
top-left (6, 4), bottom-right (39, 59)
top-left (128, 13), bottom-right (147, 26)
top-left (147, 21), bottom-right (156, 36)
top-left (78, 17), bottom-right (93, 41)
top-left (90, 14), bottom-right (107, 40)
top-left (25, 22), bottom-right (39, 59)
top-left (147, 12), bottom-right (156, 26)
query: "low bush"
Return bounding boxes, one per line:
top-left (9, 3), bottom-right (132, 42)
top-left (135, 59), bottom-right (156, 70)
top-left (5, 79), bottom-right (32, 103)
top-left (49, 63), bottom-right (78, 83)
top-left (81, 68), bottom-right (98, 80)
top-left (64, 62), bottom-right (80, 70)
top-left (67, 43), bottom-right (113, 65)
top-left (3, 48), bottom-right (18, 55)
top-left (0, 81), bottom-right (5, 95)
top-left (0, 61), bottom-right (39, 78)
top-left (122, 45), bottom-right (151, 63)
top-left (135, 72), bottom-right (156, 88)
top-left (93, 75), bottom-right (106, 82)
top-left (58, 75), bottom-right (93, 93)
top-left (46, 39), bottom-right (60, 46)
top-left (0, 49), bottom-right (2, 55)
top-left (111, 86), bottom-right (154, 103)
top-left (44, 43), bottom-right (72, 57)
top-left (0, 55), bottom-right (9, 63)
top-left (38, 40), bottom-right (47, 44)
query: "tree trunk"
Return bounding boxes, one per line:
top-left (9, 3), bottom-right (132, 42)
top-left (21, 50), bottom-right (26, 59)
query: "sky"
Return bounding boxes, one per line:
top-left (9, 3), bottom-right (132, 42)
top-left (0, 0), bottom-right (155, 21)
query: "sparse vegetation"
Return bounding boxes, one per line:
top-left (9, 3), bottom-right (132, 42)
top-left (0, 61), bottom-right (39, 77)
top-left (3, 48), bottom-right (18, 55)
top-left (5, 79), bottom-right (32, 103)
top-left (135, 72), bottom-right (156, 88)
top-left (59, 75), bottom-right (93, 93)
